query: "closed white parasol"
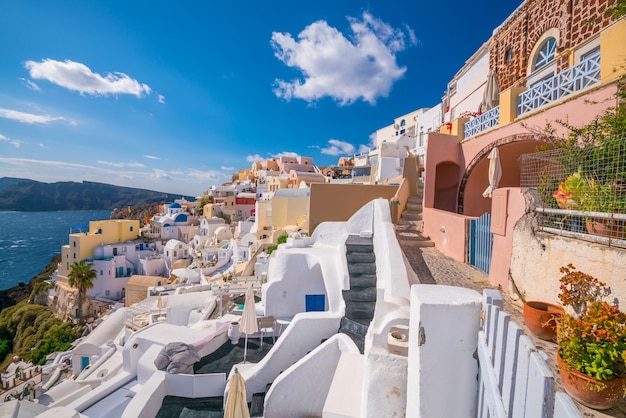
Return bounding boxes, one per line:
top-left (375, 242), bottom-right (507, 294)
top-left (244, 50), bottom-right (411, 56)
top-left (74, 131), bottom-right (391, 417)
top-left (238, 287), bottom-right (258, 363)
top-left (483, 147), bottom-right (502, 198)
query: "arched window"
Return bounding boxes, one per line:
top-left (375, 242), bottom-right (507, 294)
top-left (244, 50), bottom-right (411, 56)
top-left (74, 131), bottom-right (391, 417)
top-left (532, 37), bottom-right (556, 71)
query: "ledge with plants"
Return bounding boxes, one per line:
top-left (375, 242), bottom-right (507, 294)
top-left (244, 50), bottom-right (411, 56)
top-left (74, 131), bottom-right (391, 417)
top-left (555, 264), bottom-right (626, 410)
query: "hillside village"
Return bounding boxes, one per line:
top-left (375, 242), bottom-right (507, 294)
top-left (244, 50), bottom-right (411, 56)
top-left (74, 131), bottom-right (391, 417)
top-left (1, 1), bottom-right (626, 417)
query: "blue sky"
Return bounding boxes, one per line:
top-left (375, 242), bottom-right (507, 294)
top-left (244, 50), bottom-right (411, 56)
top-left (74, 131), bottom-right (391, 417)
top-left (0, 1), bottom-right (521, 197)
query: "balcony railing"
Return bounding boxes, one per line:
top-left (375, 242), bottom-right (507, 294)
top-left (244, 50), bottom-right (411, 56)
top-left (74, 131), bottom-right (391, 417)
top-left (463, 106), bottom-right (500, 139)
top-left (517, 53), bottom-right (600, 116)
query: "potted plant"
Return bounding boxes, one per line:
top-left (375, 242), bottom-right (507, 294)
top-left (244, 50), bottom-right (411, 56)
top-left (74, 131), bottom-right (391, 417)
top-left (577, 178), bottom-right (626, 239)
top-left (555, 264), bottom-right (626, 410)
top-left (552, 171), bottom-right (626, 238)
top-left (551, 171), bottom-right (587, 233)
top-left (523, 300), bottom-right (563, 341)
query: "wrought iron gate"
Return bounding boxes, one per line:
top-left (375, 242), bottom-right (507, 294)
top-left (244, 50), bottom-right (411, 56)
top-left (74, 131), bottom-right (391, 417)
top-left (469, 213), bottom-right (492, 274)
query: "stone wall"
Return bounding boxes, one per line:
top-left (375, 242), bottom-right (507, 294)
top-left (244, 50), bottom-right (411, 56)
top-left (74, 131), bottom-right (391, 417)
top-left (509, 189), bottom-right (626, 306)
top-left (47, 283), bottom-right (98, 323)
top-left (490, 0), bottom-right (617, 90)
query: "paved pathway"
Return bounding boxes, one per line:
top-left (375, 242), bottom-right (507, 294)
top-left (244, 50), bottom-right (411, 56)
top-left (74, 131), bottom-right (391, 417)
top-left (399, 243), bottom-right (625, 417)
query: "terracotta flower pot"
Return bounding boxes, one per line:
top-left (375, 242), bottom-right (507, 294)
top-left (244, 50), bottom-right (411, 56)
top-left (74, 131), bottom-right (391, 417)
top-left (557, 352), bottom-right (626, 410)
top-left (586, 218), bottom-right (625, 240)
top-left (523, 301), bottom-right (563, 341)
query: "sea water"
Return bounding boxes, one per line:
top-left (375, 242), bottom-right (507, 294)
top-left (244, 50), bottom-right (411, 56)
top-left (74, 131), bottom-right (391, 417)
top-left (0, 210), bottom-right (111, 290)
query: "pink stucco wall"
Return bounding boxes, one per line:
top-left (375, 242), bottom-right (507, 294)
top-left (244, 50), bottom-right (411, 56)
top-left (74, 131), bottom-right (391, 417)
top-left (422, 83), bottom-right (618, 284)
top-left (488, 187), bottom-right (525, 290)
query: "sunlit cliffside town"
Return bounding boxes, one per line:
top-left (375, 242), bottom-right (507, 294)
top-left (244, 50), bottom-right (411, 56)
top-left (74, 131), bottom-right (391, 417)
top-left (2, 1), bottom-right (626, 417)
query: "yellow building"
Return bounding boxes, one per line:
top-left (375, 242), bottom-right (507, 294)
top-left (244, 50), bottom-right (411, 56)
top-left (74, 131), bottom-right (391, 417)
top-left (57, 219), bottom-right (141, 280)
top-left (267, 176), bottom-right (290, 193)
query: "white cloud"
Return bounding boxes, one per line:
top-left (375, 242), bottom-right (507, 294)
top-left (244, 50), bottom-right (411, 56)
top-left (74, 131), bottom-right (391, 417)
top-left (320, 139), bottom-right (355, 156)
top-left (271, 12), bottom-right (408, 105)
top-left (127, 161), bottom-right (145, 168)
top-left (404, 24), bottom-right (420, 47)
top-left (187, 168), bottom-right (225, 182)
top-left (0, 107), bottom-right (65, 124)
top-left (150, 169), bottom-right (173, 180)
top-left (246, 154), bottom-right (264, 163)
top-left (0, 157), bottom-right (98, 171)
top-left (0, 134), bottom-right (23, 148)
top-left (38, 143), bottom-right (48, 148)
top-left (19, 78), bottom-right (40, 91)
top-left (358, 144), bottom-right (372, 154)
top-left (144, 154), bottom-right (160, 160)
top-left (272, 151), bottom-right (299, 158)
top-left (24, 59), bottom-right (152, 98)
top-left (221, 166), bottom-right (235, 171)
top-left (97, 160), bottom-right (124, 168)
top-left (157, 94), bottom-right (166, 104)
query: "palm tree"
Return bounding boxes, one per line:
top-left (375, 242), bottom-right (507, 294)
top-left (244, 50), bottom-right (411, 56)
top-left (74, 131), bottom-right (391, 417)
top-left (68, 260), bottom-right (97, 321)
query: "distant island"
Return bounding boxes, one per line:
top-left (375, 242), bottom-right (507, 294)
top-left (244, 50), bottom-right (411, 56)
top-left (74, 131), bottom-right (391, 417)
top-left (0, 177), bottom-right (195, 212)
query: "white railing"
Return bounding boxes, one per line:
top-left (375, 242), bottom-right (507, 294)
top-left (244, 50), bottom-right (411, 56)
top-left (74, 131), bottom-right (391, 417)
top-left (517, 53), bottom-right (600, 116)
top-left (478, 290), bottom-right (581, 417)
top-left (464, 106), bottom-right (500, 139)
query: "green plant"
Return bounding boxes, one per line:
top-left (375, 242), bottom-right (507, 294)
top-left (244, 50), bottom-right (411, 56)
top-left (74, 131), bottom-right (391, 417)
top-left (68, 260), bottom-right (97, 321)
top-left (553, 171), bottom-right (626, 214)
top-left (556, 264), bottom-right (626, 385)
top-left (552, 171), bottom-right (585, 209)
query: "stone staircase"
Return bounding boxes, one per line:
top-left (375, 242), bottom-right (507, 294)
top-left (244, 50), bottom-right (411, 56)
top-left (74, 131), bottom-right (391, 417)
top-left (395, 192), bottom-right (434, 247)
top-left (338, 235), bottom-right (377, 353)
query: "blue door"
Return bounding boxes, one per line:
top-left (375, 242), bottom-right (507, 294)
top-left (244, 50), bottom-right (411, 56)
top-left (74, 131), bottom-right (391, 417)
top-left (81, 356), bottom-right (89, 371)
top-left (305, 294), bottom-right (325, 312)
top-left (468, 213), bottom-right (492, 274)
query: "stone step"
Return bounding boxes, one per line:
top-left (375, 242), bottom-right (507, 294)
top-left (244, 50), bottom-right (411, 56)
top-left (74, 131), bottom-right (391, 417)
top-left (401, 212), bottom-right (422, 221)
top-left (348, 262), bottom-right (376, 275)
top-left (346, 243), bottom-right (373, 253)
top-left (345, 235), bottom-right (373, 254)
top-left (407, 196), bottom-right (422, 204)
top-left (346, 252), bottom-right (376, 264)
top-left (345, 302), bottom-right (375, 320)
top-left (397, 219), bottom-right (423, 228)
top-left (350, 274), bottom-right (377, 288)
top-left (342, 286), bottom-right (377, 302)
top-left (340, 316), bottom-right (370, 336)
top-left (396, 231), bottom-right (435, 247)
top-left (406, 202), bottom-right (422, 211)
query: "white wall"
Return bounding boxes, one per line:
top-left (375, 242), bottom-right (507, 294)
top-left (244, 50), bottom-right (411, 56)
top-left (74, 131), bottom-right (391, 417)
top-left (510, 216), bottom-right (626, 306)
top-left (263, 252), bottom-right (327, 318)
top-left (449, 47), bottom-right (490, 119)
top-left (263, 334), bottom-right (359, 418)
top-left (236, 312), bottom-right (343, 403)
top-left (406, 284), bottom-right (482, 417)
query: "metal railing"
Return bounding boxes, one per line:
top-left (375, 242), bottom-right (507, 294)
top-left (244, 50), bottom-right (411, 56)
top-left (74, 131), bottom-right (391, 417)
top-left (464, 106), bottom-right (500, 139)
top-left (520, 139), bottom-right (626, 247)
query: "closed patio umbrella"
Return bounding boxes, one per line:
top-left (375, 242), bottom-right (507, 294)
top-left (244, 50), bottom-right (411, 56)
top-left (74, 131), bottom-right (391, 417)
top-left (224, 367), bottom-right (250, 418)
top-left (156, 294), bottom-right (167, 317)
top-left (483, 147), bottom-right (502, 198)
top-left (238, 287), bottom-right (258, 363)
top-left (480, 70), bottom-right (500, 112)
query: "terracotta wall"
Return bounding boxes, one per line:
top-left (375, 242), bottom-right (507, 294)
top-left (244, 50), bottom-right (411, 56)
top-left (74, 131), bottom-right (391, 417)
top-left (309, 183), bottom-right (398, 232)
top-left (490, 0), bottom-right (617, 90)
